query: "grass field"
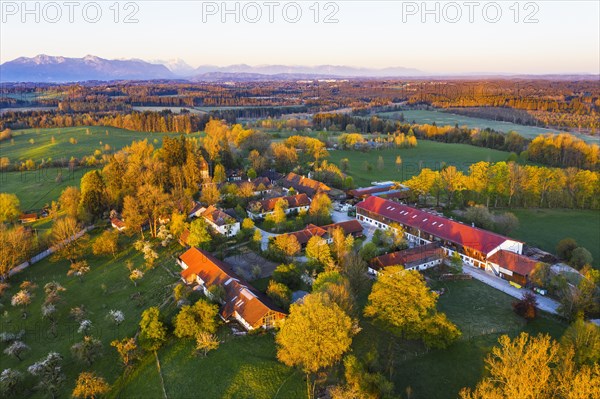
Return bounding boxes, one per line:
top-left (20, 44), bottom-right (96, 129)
top-left (0, 229), bottom-right (183, 398)
top-left (378, 110), bottom-right (599, 144)
top-left (0, 167), bottom-right (86, 210)
top-left (507, 209), bottom-right (600, 267)
top-left (113, 333), bottom-right (304, 399)
top-left (353, 278), bottom-right (566, 399)
top-left (328, 140), bottom-right (512, 186)
top-left (0, 126), bottom-right (203, 163)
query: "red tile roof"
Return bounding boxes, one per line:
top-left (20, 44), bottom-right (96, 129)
top-left (282, 220), bottom-right (364, 246)
top-left (110, 218), bottom-right (125, 229)
top-left (284, 224), bottom-right (327, 245)
top-left (281, 172), bottom-right (331, 196)
top-left (202, 206), bottom-right (236, 227)
top-left (322, 220), bottom-right (363, 236)
top-left (356, 196), bottom-right (520, 255)
top-left (371, 243), bottom-right (444, 271)
top-left (487, 250), bottom-right (540, 277)
top-left (250, 194), bottom-right (311, 213)
top-left (178, 248), bottom-right (285, 329)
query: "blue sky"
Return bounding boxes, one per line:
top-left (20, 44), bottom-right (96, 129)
top-left (1, 0), bottom-right (598, 74)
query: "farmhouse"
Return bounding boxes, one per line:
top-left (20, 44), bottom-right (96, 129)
top-left (356, 196), bottom-right (523, 273)
top-left (110, 217), bottom-right (126, 231)
top-left (19, 213), bottom-right (38, 223)
top-left (282, 219), bottom-right (364, 247)
top-left (487, 250), bottom-right (541, 286)
top-left (200, 205), bottom-right (240, 237)
top-left (178, 247), bottom-right (286, 330)
top-left (280, 172), bottom-right (331, 198)
top-left (369, 243), bottom-right (445, 275)
top-left (247, 193), bottom-right (311, 220)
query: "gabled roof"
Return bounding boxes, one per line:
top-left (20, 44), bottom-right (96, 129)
top-left (371, 243), bottom-right (444, 271)
top-left (281, 172), bottom-right (331, 196)
top-left (110, 217), bottom-right (125, 228)
top-left (201, 205), bottom-right (236, 226)
top-left (282, 220), bottom-right (364, 246)
top-left (179, 248), bottom-right (285, 328)
top-left (322, 220), bottom-right (363, 236)
top-left (249, 193), bottom-right (311, 213)
top-left (488, 250), bottom-right (540, 276)
top-left (284, 224), bottom-right (327, 245)
top-left (348, 184), bottom-right (395, 198)
top-left (357, 196), bottom-right (520, 255)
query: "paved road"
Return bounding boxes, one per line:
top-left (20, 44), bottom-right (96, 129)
top-left (463, 265), bottom-right (560, 315)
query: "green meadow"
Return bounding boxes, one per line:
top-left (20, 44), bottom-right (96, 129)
top-left (328, 140), bottom-right (512, 186)
top-left (508, 208), bottom-right (600, 268)
top-left (378, 110), bottom-right (598, 144)
top-left (0, 126), bottom-right (203, 163)
top-left (0, 168), bottom-right (85, 210)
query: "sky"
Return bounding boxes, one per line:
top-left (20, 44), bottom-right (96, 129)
top-left (1, 0), bottom-right (599, 74)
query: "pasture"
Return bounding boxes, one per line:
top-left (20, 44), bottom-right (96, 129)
top-left (0, 167), bottom-right (85, 210)
top-left (374, 278), bottom-right (566, 399)
top-left (378, 110), bottom-right (599, 144)
top-left (0, 229), bottom-right (183, 398)
top-left (0, 126), bottom-right (203, 163)
top-left (328, 140), bottom-right (512, 186)
top-left (508, 208), bottom-right (600, 267)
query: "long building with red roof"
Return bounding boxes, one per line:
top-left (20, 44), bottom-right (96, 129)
top-left (356, 196), bottom-right (523, 272)
top-left (178, 247), bottom-right (286, 330)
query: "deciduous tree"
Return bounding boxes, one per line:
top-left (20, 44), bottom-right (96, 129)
top-left (72, 372), bottom-right (110, 399)
top-left (276, 293), bottom-right (356, 399)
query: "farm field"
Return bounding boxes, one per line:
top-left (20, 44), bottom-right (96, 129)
top-left (0, 126), bottom-right (203, 163)
top-left (328, 140), bottom-right (512, 186)
top-left (508, 209), bottom-right (600, 268)
top-left (378, 110), bottom-right (599, 144)
top-left (0, 167), bottom-right (85, 210)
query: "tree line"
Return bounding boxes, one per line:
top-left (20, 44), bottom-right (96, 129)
top-left (403, 161), bottom-right (600, 210)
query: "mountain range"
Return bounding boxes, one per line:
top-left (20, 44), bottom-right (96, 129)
top-left (0, 54), bottom-right (426, 83)
top-left (1, 55), bottom-right (597, 83)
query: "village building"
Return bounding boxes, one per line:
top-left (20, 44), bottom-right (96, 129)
top-left (231, 176), bottom-right (274, 196)
top-left (356, 196), bottom-right (523, 273)
top-left (178, 247), bottom-right (286, 330)
top-left (368, 243), bottom-right (445, 275)
top-left (19, 213), bottom-right (38, 223)
top-left (280, 172), bottom-right (331, 198)
top-left (281, 219), bottom-right (364, 247)
top-left (247, 193), bottom-right (311, 220)
top-left (199, 205), bottom-right (240, 237)
top-left (487, 250), bottom-right (541, 286)
top-left (348, 182), bottom-right (410, 201)
top-left (110, 217), bottom-right (126, 232)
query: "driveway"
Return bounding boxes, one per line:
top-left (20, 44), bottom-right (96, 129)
top-left (463, 265), bottom-right (560, 315)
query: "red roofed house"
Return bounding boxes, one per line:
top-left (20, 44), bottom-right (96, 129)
top-left (487, 250), bottom-right (541, 286)
top-left (280, 172), bottom-right (331, 198)
top-left (200, 206), bottom-right (240, 237)
top-left (369, 243), bottom-right (445, 275)
top-left (110, 217), bottom-right (126, 232)
top-left (178, 247), bottom-right (286, 330)
top-left (247, 193), bottom-right (311, 220)
top-left (356, 196), bottom-right (523, 274)
top-left (281, 220), bottom-right (364, 247)
top-left (19, 213), bottom-right (38, 223)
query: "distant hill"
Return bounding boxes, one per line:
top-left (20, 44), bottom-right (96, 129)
top-left (190, 64), bottom-right (425, 78)
top-left (0, 54), bottom-right (174, 82)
